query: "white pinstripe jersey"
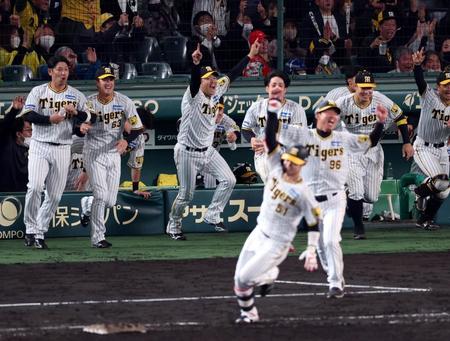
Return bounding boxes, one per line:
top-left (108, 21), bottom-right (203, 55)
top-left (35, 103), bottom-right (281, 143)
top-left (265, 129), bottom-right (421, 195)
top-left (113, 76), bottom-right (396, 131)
top-left (416, 85), bottom-right (450, 143)
top-left (257, 147), bottom-right (321, 244)
top-left (242, 98), bottom-right (307, 139)
top-left (335, 91), bottom-right (402, 135)
top-left (325, 86), bottom-right (351, 101)
top-left (84, 91), bottom-right (143, 154)
top-left (23, 83), bottom-right (88, 145)
top-left (279, 126), bottom-right (373, 195)
top-left (65, 135), bottom-right (86, 190)
top-left (177, 76), bottom-right (230, 149)
top-left (212, 113), bottom-right (239, 149)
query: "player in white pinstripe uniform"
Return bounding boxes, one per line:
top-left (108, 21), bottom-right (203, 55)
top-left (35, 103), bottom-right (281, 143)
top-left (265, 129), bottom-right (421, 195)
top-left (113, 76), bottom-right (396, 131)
top-left (23, 55), bottom-right (90, 249)
top-left (279, 99), bottom-right (388, 298)
top-left (234, 99), bottom-right (322, 323)
top-left (242, 70), bottom-right (307, 183)
top-left (166, 42), bottom-right (259, 240)
top-left (410, 49), bottom-right (450, 230)
top-left (81, 66), bottom-right (144, 248)
top-left (65, 135), bottom-right (90, 191)
top-left (334, 70), bottom-right (413, 239)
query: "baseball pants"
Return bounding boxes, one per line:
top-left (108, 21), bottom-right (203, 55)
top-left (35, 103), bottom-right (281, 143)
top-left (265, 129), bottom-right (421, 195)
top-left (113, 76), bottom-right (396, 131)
top-left (316, 191), bottom-right (347, 290)
top-left (166, 143), bottom-right (236, 234)
top-left (413, 137), bottom-right (449, 178)
top-left (234, 227), bottom-right (289, 289)
top-left (24, 140), bottom-right (71, 239)
top-left (347, 146), bottom-right (383, 203)
top-left (84, 151), bottom-right (121, 244)
top-left (254, 153), bottom-right (268, 184)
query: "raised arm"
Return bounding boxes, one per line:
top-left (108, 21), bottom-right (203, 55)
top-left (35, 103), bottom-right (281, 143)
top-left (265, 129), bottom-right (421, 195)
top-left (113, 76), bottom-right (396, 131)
top-left (265, 99), bottom-right (282, 154)
top-left (412, 48), bottom-right (427, 96)
top-left (189, 43), bottom-right (203, 97)
top-left (226, 39), bottom-right (260, 83)
top-left (369, 104), bottom-right (387, 147)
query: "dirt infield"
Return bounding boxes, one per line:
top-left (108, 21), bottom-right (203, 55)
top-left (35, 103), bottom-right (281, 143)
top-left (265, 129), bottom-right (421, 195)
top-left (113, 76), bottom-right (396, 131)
top-left (1, 252), bottom-right (450, 341)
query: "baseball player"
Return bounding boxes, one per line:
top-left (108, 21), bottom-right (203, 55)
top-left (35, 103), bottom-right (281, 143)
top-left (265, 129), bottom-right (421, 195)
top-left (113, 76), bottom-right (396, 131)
top-left (81, 65), bottom-right (144, 248)
top-left (334, 70), bottom-right (413, 239)
top-left (234, 99), bottom-right (321, 323)
top-left (22, 55), bottom-right (90, 249)
top-left (410, 49), bottom-right (450, 230)
top-left (65, 135), bottom-right (90, 191)
top-left (242, 70), bottom-right (307, 183)
top-left (324, 65), bottom-right (373, 221)
top-left (78, 108), bottom-right (153, 227)
top-left (278, 99), bottom-right (388, 298)
top-left (166, 41), bottom-right (259, 240)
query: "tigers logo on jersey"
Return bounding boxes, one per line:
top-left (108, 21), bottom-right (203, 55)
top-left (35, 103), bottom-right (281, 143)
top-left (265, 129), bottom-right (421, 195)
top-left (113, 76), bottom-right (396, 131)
top-left (358, 135), bottom-right (370, 143)
top-left (129, 115), bottom-right (138, 126)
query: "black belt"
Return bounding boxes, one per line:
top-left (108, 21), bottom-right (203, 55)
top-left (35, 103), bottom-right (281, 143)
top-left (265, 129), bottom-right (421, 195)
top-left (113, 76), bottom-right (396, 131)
top-left (184, 145), bottom-right (207, 152)
top-left (424, 141), bottom-right (445, 148)
top-left (315, 192), bottom-right (338, 202)
top-left (47, 142), bottom-right (61, 146)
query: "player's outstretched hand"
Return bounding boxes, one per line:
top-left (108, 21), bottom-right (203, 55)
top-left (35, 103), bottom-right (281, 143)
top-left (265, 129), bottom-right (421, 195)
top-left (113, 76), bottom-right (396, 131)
top-left (375, 104), bottom-right (388, 123)
top-left (412, 47), bottom-right (425, 65)
top-left (116, 139), bottom-right (128, 154)
top-left (250, 137), bottom-right (265, 155)
top-left (227, 131), bottom-right (237, 143)
top-left (192, 43), bottom-right (202, 65)
top-left (75, 172), bottom-right (89, 191)
top-left (299, 247), bottom-right (318, 272)
top-left (49, 113), bottom-right (65, 124)
top-left (248, 38), bottom-right (260, 58)
top-left (402, 143), bottom-right (414, 160)
top-left (80, 122), bottom-right (91, 135)
top-left (12, 96), bottom-right (25, 110)
top-left (64, 103), bottom-right (77, 118)
top-left (134, 190), bottom-right (151, 199)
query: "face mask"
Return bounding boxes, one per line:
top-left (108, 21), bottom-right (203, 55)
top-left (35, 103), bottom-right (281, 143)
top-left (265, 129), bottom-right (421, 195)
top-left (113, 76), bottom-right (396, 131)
top-left (199, 23), bottom-right (212, 36)
top-left (39, 35), bottom-right (55, 50)
top-left (11, 36), bottom-right (20, 49)
top-left (23, 137), bottom-right (31, 148)
top-left (242, 24), bottom-right (253, 40)
top-left (319, 54), bottom-right (330, 65)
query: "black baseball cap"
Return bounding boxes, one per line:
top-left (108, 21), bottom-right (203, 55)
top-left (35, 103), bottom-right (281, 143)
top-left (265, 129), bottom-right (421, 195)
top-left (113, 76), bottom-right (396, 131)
top-left (315, 99), bottom-right (341, 115)
top-left (200, 66), bottom-right (219, 79)
top-left (281, 145), bottom-right (309, 166)
top-left (377, 10), bottom-right (396, 24)
top-left (437, 70), bottom-right (450, 85)
top-left (95, 65), bottom-right (115, 79)
top-left (355, 70), bottom-right (376, 88)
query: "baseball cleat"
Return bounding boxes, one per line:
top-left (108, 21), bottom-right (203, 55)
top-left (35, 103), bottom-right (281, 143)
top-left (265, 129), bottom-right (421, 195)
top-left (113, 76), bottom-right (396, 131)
top-left (34, 238), bottom-right (48, 249)
top-left (92, 240), bottom-right (112, 248)
top-left (327, 287), bottom-right (344, 299)
top-left (416, 220), bottom-right (439, 231)
top-left (80, 214), bottom-right (90, 227)
top-left (235, 311), bottom-right (260, 324)
top-left (204, 219), bottom-right (228, 232)
top-left (168, 233), bottom-right (187, 241)
top-left (24, 234), bottom-right (35, 247)
top-left (353, 234), bottom-right (367, 240)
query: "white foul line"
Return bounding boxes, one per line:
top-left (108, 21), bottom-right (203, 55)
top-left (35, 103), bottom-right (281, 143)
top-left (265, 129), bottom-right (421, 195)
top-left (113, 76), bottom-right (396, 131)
top-left (275, 280), bottom-right (431, 292)
top-left (0, 282), bottom-right (431, 309)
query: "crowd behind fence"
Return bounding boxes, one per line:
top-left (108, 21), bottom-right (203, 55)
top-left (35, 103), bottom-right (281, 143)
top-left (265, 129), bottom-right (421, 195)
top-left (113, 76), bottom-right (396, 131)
top-left (0, 0), bottom-right (449, 82)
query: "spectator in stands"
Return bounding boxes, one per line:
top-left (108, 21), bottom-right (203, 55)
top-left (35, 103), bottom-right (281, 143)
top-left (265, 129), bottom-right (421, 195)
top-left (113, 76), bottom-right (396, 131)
top-left (0, 96), bottom-right (30, 192)
top-left (440, 37), bottom-right (450, 68)
top-left (359, 10), bottom-right (403, 73)
top-left (13, 0), bottom-right (50, 47)
top-left (0, 0), bottom-right (12, 27)
top-left (389, 46), bottom-right (414, 73)
top-left (34, 23), bottom-right (55, 62)
top-left (406, 2), bottom-right (437, 53)
top-left (190, 10), bottom-right (221, 69)
top-left (142, 0), bottom-right (180, 40)
top-left (192, 0), bottom-right (229, 37)
top-left (283, 19), bottom-right (305, 65)
top-left (0, 24), bottom-right (45, 78)
top-left (423, 50), bottom-right (442, 72)
top-left (242, 29), bottom-right (271, 77)
top-left (42, 46), bottom-right (100, 80)
top-left (299, 0), bottom-right (351, 74)
top-left (55, 0), bottom-right (101, 54)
